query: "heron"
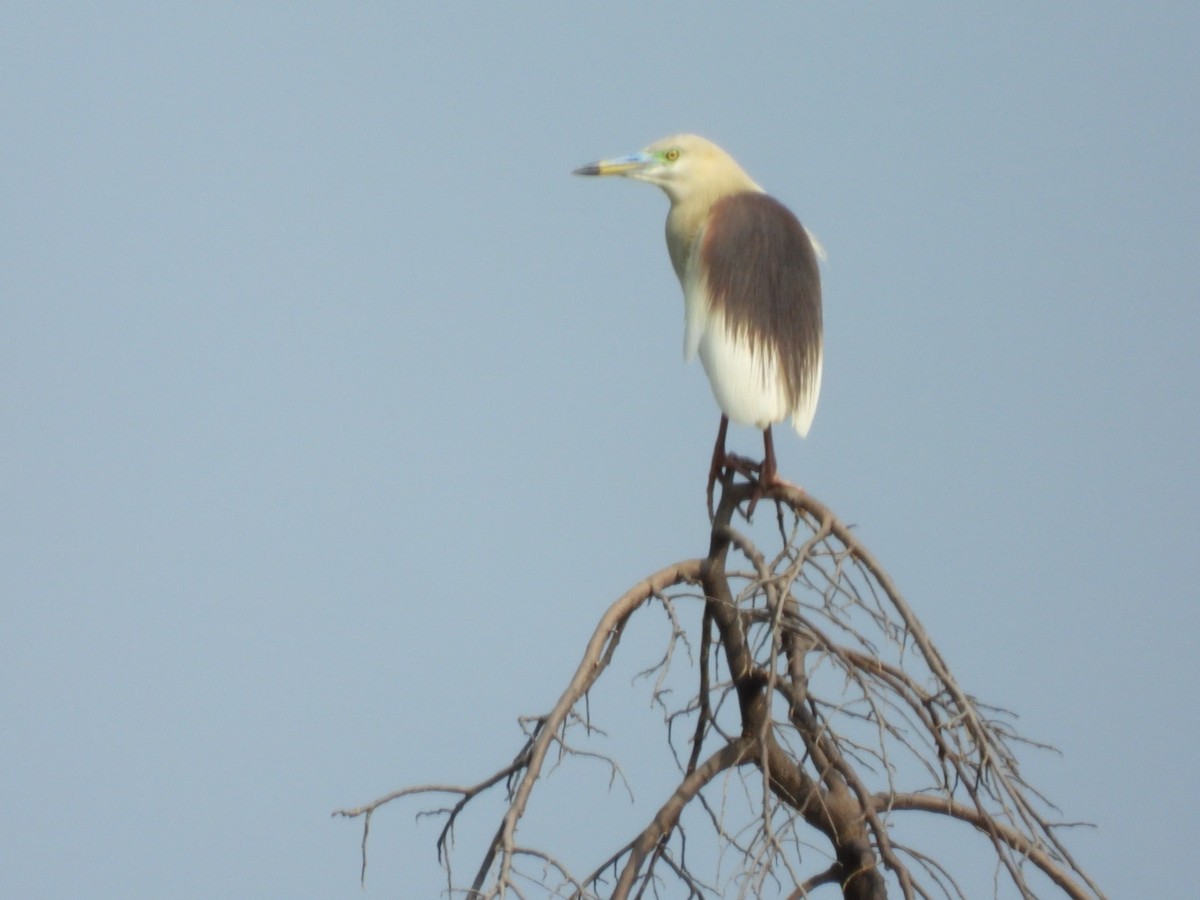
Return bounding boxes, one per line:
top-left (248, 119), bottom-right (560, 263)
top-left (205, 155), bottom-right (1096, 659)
top-left (573, 134), bottom-right (823, 510)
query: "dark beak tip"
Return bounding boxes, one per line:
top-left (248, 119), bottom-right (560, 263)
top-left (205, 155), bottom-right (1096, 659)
top-left (572, 165), bottom-right (601, 177)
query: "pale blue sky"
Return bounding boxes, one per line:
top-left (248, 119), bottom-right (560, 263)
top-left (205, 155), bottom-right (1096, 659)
top-left (3, 4), bottom-right (1197, 898)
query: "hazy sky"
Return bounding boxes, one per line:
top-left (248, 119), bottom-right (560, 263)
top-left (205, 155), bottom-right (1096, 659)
top-left (3, 4), bottom-right (1197, 898)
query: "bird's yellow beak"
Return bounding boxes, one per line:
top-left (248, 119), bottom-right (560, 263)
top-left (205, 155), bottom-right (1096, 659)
top-left (572, 151), bottom-right (653, 177)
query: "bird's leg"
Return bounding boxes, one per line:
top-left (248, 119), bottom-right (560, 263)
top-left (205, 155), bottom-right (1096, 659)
top-left (715, 420), bottom-right (762, 480)
top-left (761, 425), bottom-right (779, 487)
top-left (708, 416), bottom-right (768, 518)
top-left (745, 426), bottom-right (779, 519)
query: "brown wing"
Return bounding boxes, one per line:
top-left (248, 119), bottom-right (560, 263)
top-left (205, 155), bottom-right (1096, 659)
top-left (699, 191), bottom-right (823, 420)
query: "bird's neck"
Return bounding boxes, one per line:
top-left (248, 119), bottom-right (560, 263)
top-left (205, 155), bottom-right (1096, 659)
top-left (665, 182), bottom-right (763, 284)
top-left (665, 200), bottom-right (707, 283)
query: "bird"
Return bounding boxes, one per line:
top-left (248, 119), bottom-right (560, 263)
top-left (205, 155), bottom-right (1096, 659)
top-left (573, 134), bottom-right (823, 511)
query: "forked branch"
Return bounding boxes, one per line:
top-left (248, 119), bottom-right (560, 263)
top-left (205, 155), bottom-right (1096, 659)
top-left (335, 472), bottom-right (1105, 899)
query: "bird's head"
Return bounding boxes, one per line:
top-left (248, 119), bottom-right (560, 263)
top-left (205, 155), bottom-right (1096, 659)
top-left (573, 134), bottom-right (760, 205)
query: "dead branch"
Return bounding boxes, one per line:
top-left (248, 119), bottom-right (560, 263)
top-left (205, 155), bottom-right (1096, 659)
top-left (336, 471), bottom-right (1105, 899)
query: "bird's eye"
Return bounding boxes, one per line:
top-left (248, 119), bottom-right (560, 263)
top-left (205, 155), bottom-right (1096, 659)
top-left (664, 148), bottom-right (681, 162)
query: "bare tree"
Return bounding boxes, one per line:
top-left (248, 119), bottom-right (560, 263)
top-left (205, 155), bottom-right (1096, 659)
top-left (335, 473), bottom-right (1105, 899)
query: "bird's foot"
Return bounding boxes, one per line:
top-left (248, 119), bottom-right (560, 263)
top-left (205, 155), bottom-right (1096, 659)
top-left (708, 454), bottom-right (790, 520)
top-left (744, 471), bottom-right (801, 519)
top-left (743, 474), bottom-right (770, 519)
top-left (708, 454), bottom-right (757, 519)
top-left (706, 463), bottom-right (721, 521)
top-left (724, 453), bottom-right (761, 478)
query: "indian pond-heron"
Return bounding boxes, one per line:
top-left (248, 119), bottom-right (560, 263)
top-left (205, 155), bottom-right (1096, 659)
top-left (573, 134), bottom-right (823, 508)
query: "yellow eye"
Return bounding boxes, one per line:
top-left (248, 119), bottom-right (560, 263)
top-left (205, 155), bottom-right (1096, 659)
top-left (664, 148), bottom-right (681, 162)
